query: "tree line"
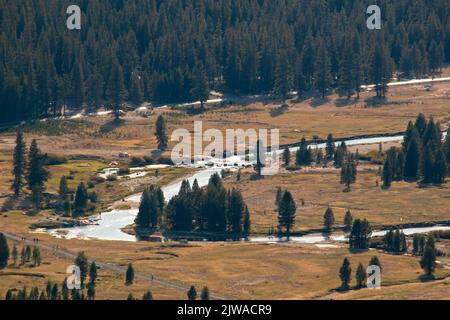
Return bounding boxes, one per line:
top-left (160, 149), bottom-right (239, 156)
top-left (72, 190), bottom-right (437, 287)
top-left (135, 173), bottom-right (251, 238)
top-left (382, 114), bottom-right (448, 188)
top-left (1, 0), bottom-right (449, 124)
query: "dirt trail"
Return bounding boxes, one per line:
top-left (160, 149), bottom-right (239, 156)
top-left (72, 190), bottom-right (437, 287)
top-left (1, 231), bottom-right (230, 300)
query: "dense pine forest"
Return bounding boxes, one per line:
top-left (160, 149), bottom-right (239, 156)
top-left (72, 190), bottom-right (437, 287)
top-left (0, 0), bottom-right (449, 124)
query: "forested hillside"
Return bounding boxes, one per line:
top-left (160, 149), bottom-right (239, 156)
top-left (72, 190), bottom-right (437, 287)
top-left (0, 0), bottom-right (449, 123)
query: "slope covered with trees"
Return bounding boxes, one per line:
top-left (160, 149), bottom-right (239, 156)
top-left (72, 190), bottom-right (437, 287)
top-left (1, 0), bottom-right (449, 123)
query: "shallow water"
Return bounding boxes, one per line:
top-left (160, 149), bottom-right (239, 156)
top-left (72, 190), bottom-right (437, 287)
top-left (49, 133), bottom-right (448, 243)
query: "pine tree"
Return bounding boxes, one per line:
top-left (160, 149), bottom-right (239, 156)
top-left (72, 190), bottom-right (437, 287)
top-left (371, 41), bottom-right (393, 98)
top-left (283, 147), bottom-right (290, 167)
top-left (89, 262), bottom-right (98, 284)
top-left (27, 139), bottom-right (50, 210)
top-left (74, 252), bottom-right (89, 286)
top-left (339, 258), bottom-right (351, 290)
top-left (355, 263), bottom-right (366, 289)
top-left (344, 210), bottom-right (353, 232)
top-left (274, 50), bottom-right (292, 102)
top-left (0, 233), bottom-right (9, 269)
top-left (433, 148), bottom-right (447, 184)
top-left (422, 143), bottom-right (435, 183)
top-left (243, 206), bottom-right (251, 239)
top-left (414, 113), bottom-right (428, 138)
top-left (142, 291), bottom-right (153, 300)
top-left (25, 245), bottom-right (31, 262)
top-left (315, 40), bottom-right (331, 98)
top-left (369, 256), bottom-right (382, 272)
top-left (323, 207), bottom-right (335, 233)
top-left (129, 71), bottom-right (143, 105)
top-left (73, 182), bottom-right (88, 215)
top-left (32, 247), bottom-right (41, 266)
top-left (12, 244), bottom-right (18, 265)
top-left (190, 64), bottom-right (210, 110)
top-left (325, 134), bottom-right (335, 161)
top-left (125, 263), bottom-right (135, 285)
top-left (70, 63), bottom-right (85, 107)
top-left (12, 130), bottom-right (26, 196)
top-left (58, 176), bottom-right (68, 201)
top-left (255, 139), bottom-right (265, 176)
top-left (106, 58), bottom-right (127, 120)
top-left (201, 286), bottom-right (210, 300)
top-left (87, 282), bottom-right (96, 300)
top-left (187, 286), bottom-right (197, 300)
top-left (349, 219), bottom-right (372, 250)
top-left (278, 191), bottom-right (296, 239)
top-left (382, 151), bottom-right (395, 188)
top-left (341, 157), bottom-right (357, 190)
top-left (420, 236), bottom-right (436, 277)
top-left (155, 115), bottom-right (168, 151)
top-left (404, 132), bottom-right (421, 181)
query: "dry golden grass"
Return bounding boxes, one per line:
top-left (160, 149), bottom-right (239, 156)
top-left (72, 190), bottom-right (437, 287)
top-left (0, 241), bottom-right (185, 300)
top-left (223, 168), bottom-right (450, 234)
top-left (332, 277), bottom-right (450, 300)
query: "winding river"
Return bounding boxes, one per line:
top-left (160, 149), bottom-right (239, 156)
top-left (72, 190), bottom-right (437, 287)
top-left (48, 133), bottom-right (450, 243)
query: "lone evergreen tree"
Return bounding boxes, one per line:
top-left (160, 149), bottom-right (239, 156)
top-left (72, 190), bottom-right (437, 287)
top-left (89, 262), bottom-right (98, 284)
top-left (12, 130), bottom-right (26, 196)
top-left (283, 147), bottom-right (291, 167)
top-left (155, 115), bottom-right (168, 151)
top-left (125, 264), bottom-right (135, 285)
top-left (339, 258), bottom-right (352, 291)
top-left (323, 207), bottom-right (335, 234)
top-left (344, 210), bottom-right (353, 232)
top-left (355, 263), bottom-right (366, 289)
top-left (420, 236), bottom-right (436, 277)
top-left (0, 233), bottom-right (9, 269)
top-left (243, 206), bottom-right (251, 240)
top-left (142, 291), bottom-right (153, 300)
top-left (27, 139), bottom-right (50, 210)
top-left (278, 191), bottom-right (296, 239)
top-left (187, 285), bottom-right (197, 300)
top-left (12, 244), bottom-right (18, 266)
top-left (74, 252), bottom-right (89, 286)
top-left (201, 286), bottom-right (210, 300)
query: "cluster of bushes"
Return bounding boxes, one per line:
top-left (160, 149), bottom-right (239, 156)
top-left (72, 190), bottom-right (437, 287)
top-left (130, 156), bottom-right (173, 167)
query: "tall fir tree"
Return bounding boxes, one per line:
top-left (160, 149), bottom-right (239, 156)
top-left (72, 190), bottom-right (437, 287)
top-left (12, 130), bottom-right (26, 196)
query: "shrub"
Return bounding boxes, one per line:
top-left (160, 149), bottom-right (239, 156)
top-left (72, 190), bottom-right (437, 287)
top-left (156, 156), bottom-right (173, 165)
top-left (45, 154), bottom-right (68, 165)
top-left (118, 167), bottom-right (131, 176)
top-left (130, 157), bottom-right (145, 167)
top-left (143, 156), bottom-right (154, 165)
top-left (107, 175), bottom-right (118, 182)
